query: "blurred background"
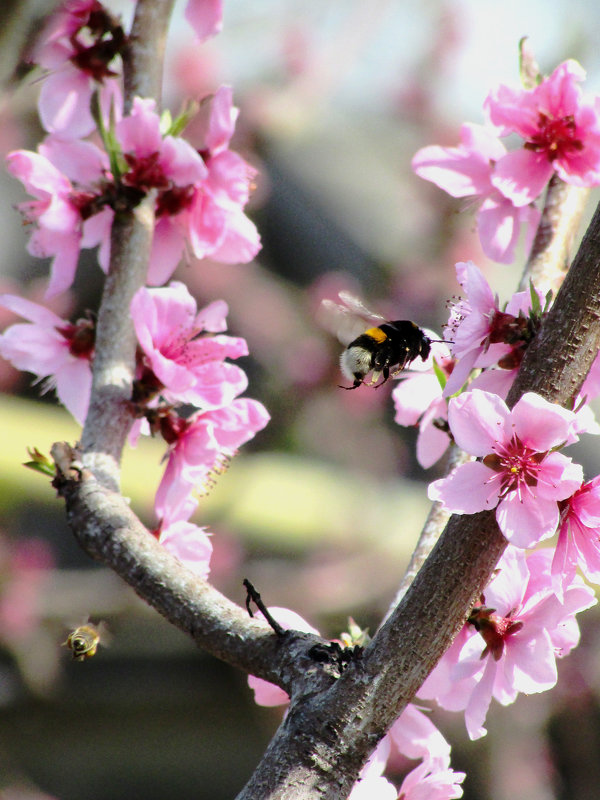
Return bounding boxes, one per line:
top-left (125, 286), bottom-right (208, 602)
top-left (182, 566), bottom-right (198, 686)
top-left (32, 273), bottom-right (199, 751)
top-left (1, 0), bottom-right (600, 798)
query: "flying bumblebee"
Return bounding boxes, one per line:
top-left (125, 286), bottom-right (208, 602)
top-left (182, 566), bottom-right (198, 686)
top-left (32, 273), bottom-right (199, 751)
top-left (321, 291), bottom-right (436, 389)
top-left (63, 621), bottom-right (106, 661)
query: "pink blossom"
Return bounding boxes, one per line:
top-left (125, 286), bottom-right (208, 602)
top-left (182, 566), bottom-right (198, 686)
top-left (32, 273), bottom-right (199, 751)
top-left (443, 261), bottom-right (543, 396)
top-left (184, 0), bottom-right (223, 42)
top-left (396, 759), bottom-right (465, 800)
top-left (32, 0), bottom-right (124, 137)
top-left (428, 389), bottom-right (583, 547)
top-left (7, 150), bottom-right (84, 297)
top-left (412, 123), bottom-right (539, 263)
top-left (32, 0), bottom-right (99, 68)
top-left (392, 340), bottom-right (453, 468)
top-left (131, 281), bottom-right (248, 408)
top-left (148, 87), bottom-right (260, 284)
top-left (38, 67), bottom-right (122, 139)
top-left (156, 519), bottom-right (213, 579)
top-left (0, 294), bottom-right (93, 424)
top-left (6, 141), bottom-right (113, 297)
top-left (388, 704), bottom-right (451, 767)
top-left (552, 476), bottom-right (600, 594)
top-left (485, 60), bottom-right (600, 205)
top-left (419, 546), bottom-right (595, 739)
top-left (116, 97), bottom-right (208, 198)
top-left (154, 399), bottom-right (270, 523)
top-left (248, 607), bottom-right (320, 706)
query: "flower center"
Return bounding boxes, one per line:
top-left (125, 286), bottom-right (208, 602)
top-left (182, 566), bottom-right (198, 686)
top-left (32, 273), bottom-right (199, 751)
top-left (468, 604), bottom-right (523, 661)
top-left (482, 435), bottom-right (546, 499)
top-left (56, 319), bottom-right (96, 359)
top-left (156, 184), bottom-right (197, 217)
top-left (122, 152), bottom-right (171, 192)
top-left (524, 112), bottom-right (584, 162)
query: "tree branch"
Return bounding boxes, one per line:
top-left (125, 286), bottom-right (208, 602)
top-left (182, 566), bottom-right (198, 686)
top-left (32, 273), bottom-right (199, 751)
top-left (51, 442), bottom-right (339, 697)
top-left (122, 0), bottom-right (176, 112)
top-left (80, 0), bottom-right (175, 489)
top-left (518, 176), bottom-right (589, 297)
top-left (235, 200), bottom-right (600, 798)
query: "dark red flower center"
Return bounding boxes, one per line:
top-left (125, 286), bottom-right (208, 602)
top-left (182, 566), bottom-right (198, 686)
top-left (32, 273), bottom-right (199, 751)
top-left (156, 184), bottom-right (197, 217)
top-left (468, 604), bottom-right (523, 661)
top-left (483, 435), bottom-right (547, 499)
top-left (524, 112), bottom-right (584, 162)
top-left (56, 318), bottom-right (95, 359)
top-left (122, 152), bottom-right (170, 192)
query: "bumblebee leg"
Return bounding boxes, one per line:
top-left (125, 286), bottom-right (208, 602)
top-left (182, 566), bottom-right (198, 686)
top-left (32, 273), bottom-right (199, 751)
top-left (338, 376), bottom-right (363, 390)
top-left (374, 366), bottom-right (390, 388)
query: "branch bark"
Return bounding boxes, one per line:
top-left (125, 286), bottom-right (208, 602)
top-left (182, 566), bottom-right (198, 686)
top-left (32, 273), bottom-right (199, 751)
top-left (80, 0), bottom-right (175, 489)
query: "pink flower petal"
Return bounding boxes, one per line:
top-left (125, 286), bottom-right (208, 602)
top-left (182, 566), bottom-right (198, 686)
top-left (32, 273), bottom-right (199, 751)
top-left (448, 389), bottom-right (509, 456)
top-left (184, 0), bottom-right (223, 43)
top-left (511, 392), bottom-right (576, 450)
top-left (428, 461), bottom-right (498, 513)
top-left (496, 493), bottom-right (559, 547)
top-left (492, 148), bottom-right (553, 206)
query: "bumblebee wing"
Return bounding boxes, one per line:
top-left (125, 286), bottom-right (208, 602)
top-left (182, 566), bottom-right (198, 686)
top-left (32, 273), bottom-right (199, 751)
top-left (337, 291), bottom-right (386, 323)
top-left (320, 292), bottom-right (386, 346)
top-left (320, 299), bottom-right (372, 345)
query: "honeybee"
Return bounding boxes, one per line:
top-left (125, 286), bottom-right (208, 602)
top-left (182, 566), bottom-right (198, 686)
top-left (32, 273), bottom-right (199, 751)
top-left (322, 291), bottom-right (437, 389)
top-left (63, 621), bottom-right (106, 661)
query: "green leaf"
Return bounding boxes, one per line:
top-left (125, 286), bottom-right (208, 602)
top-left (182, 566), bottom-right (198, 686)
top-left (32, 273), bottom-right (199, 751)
top-left (519, 37), bottom-right (541, 89)
top-left (432, 357), bottom-right (447, 390)
top-left (160, 109), bottom-right (173, 136)
top-left (23, 447), bottom-right (55, 477)
top-left (165, 100), bottom-right (201, 138)
top-left (529, 279), bottom-right (542, 316)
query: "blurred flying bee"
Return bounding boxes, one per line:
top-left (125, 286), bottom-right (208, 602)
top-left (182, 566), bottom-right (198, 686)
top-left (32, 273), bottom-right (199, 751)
top-left (321, 291), bottom-right (438, 389)
top-left (63, 621), bottom-right (106, 661)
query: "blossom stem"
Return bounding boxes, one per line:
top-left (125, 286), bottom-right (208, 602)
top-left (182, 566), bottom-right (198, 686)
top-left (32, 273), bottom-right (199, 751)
top-left (80, 0), bottom-right (175, 489)
top-left (80, 200), bottom-right (155, 489)
top-left (509, 196), bottom-right (600, 407)
top-left (383, 444), bottom-right (474, 619)
top-left (518, 175), bottom-right (589, 297)
top-left (122, 0), bottom-right (176, 113)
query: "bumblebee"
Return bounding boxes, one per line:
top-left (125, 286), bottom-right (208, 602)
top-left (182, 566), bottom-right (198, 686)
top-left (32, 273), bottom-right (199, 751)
top-left (63, 621), bottom-right (104, 661)
top-left (322, 291), bottom-right (434, 389)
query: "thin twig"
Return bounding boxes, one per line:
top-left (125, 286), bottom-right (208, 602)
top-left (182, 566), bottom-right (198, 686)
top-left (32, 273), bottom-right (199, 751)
top-left (243, 579), bottom-right (287, 637)
top-left (518, 176), bottom-right (589, 297)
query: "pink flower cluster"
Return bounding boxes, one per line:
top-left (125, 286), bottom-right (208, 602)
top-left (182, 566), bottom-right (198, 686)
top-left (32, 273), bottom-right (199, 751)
top-left (418, 546), bottom-right (595, 740)
top-left (0, 280), bottom-right (270, 581)
top-left (0, 1), bottom-right (269, 582)
top-left (135, 281), bottom-right (269, 575)
top-left (8, 2), bottom-right (259, 299)
top-left (413, 60), bottom-right (600, 263)
top-left (248, 608), bottom-right (465, 800)
top-left (393, 260), bottom-right (600, 468)
top-left (390, 253), bottom-right (600, 744)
